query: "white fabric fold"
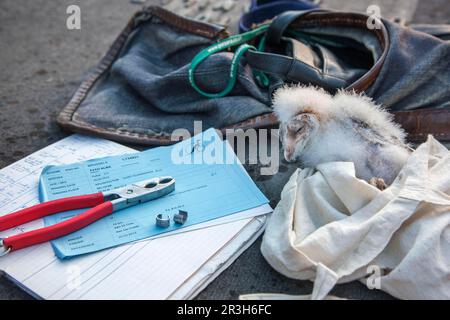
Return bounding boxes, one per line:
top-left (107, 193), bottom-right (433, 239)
top-left (251, 135), bottom-right (450, 300)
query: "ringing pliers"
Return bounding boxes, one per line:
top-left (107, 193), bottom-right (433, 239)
top-left (0, 176), bottom-right (175, 256)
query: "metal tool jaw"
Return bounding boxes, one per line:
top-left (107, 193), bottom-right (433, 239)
top-left (104, 176), bottom-right (175, 212)
top-left (0, 238), bottom-right (11, 257)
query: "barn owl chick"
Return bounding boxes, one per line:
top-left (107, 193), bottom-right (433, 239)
top-left (274, 85), bottom-right (412, 186)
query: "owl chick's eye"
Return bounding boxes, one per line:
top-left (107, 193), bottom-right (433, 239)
top-left (289, 123), bottom-right (306, 135)
top-left (296, 126), bottom-right (305, 134)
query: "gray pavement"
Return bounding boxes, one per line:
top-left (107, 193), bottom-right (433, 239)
top-left (0, 0), bottom-right (448, 300)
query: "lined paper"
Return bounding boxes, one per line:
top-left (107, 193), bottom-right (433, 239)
top-left (39, 129), bottom-right (268, 258)
top-left (0, 134), bottom-right (269, 299)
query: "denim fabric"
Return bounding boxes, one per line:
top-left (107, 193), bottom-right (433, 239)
top-left (76, 14), bottom-right (272, 136)
top-left (72, 8), bottom-right (450, 140)
top-left (368, 21), bottom-right (450, 111)
top-left (271, 18), bottom-right (450, 111)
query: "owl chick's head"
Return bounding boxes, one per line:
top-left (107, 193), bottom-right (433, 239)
top-left (273, 85), bottom-right (333, 162)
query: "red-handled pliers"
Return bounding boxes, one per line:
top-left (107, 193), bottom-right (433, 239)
top-left (0, 176), bottom-right (175, 256)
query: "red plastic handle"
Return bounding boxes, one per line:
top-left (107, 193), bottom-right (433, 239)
top-left (0, 192), bottom-right (105, 232)
top-left (3, 201), bottom-right (113, 251)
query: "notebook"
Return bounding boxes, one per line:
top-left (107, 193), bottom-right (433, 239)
top-left (38, 128), bottom-right (268, 258)
top-left (0, 134), bottom-right (271, 299)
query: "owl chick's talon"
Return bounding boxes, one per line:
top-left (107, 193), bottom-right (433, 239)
top-left (369, 177), bottom-right (388, 191)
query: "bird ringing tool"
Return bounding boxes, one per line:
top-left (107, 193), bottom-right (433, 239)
top-left (0, 176), bottom-right (175, 256)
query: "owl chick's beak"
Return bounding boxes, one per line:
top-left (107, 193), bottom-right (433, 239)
top-left (284, 145), bottom-right (296, 162)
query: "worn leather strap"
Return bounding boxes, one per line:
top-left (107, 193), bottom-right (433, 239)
top-left (248, 9), bottom-right (376, 90)
top-left (394, 108), bottom-right (450, 142)
top-left (265, 9), bottom-right (324, 46)
top-left (246, 50), bottom-right (348, 90)
top-left (224, 108), bottom-right (450, 143)
top-left (57, 6), bottom-right (448, 145)
top-left (247, 10), bottom-right (390, 92)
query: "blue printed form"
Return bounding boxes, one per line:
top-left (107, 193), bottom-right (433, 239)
top-left (39, 129), bottom-right (268, 259)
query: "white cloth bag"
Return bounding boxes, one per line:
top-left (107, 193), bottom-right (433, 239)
top-left (256, 136), bottom-right (450, 300)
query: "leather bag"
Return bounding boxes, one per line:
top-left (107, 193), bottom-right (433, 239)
top-left (57, 6), bottom-right (450, 145)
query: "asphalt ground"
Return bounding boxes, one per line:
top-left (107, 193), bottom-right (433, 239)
top-left (0, 0), bottom-right (448, 300)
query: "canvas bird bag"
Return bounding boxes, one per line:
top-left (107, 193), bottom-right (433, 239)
top-left (243, 135), bottom-right (450, 300)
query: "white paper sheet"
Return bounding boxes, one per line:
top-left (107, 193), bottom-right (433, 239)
top-left (0, 134), bottom-right (270, 299)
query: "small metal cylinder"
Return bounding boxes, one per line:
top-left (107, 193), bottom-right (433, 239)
top-left (155, 214), bottom-right (170, 228)
top-left (173, 210), bottom-right (188, 225)
top-left (0, 238), bottom-right (11, 257)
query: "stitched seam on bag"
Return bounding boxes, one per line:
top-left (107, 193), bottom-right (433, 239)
top-left (72, 114), bottom-right (172, 136)
top-left (291, 16), bottom-right (386, 49)
top-left (288, 14), bottom-right (388, 92)
top-left (57, 17), bottom-right (135, 125)
top-left (57, 8), bottom-right (228, 141)
top-left (58, 12), bottom-right (391, 142)
top-left (62, 72), bottom-right (259, 141)
top-left (283, 55), bottom-right (348, 83)
top-left (147, 6), bottom-right (228, 39)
